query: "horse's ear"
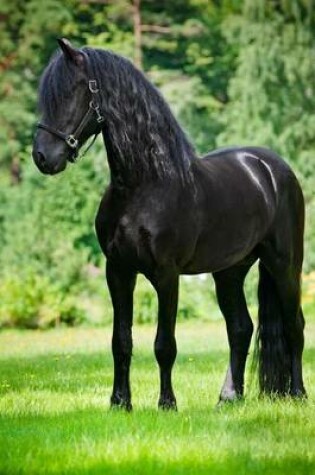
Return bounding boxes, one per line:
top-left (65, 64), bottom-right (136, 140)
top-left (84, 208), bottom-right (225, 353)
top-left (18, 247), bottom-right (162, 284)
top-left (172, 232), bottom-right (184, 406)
top-left (57, 38), bottom-right (84, 66)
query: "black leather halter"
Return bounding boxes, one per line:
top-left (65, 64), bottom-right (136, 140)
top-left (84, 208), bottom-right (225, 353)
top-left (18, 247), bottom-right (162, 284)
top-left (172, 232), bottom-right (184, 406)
top-left (37, 79), bottom-right (105, 162)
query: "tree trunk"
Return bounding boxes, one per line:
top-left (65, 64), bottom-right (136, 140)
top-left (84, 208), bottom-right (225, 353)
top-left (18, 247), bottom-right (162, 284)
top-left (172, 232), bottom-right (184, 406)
top-left (132, 0), bottom-right (142, 70)
top-left (10, 156), bottom-right (21, 185)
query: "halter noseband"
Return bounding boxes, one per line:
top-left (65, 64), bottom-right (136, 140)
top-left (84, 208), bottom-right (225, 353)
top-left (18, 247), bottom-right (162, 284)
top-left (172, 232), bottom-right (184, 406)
top-left (37, 78), bottom-right (105, 162)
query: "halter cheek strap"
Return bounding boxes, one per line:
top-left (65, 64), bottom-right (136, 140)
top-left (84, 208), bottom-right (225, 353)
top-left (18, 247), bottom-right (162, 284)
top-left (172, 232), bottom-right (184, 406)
top-left (37, 79), bottom-right (105, 162)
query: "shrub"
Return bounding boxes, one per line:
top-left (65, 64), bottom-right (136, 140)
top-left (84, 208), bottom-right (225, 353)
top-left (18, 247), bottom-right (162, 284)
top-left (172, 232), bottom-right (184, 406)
top-left (0, 271), bottom-right (85, 329)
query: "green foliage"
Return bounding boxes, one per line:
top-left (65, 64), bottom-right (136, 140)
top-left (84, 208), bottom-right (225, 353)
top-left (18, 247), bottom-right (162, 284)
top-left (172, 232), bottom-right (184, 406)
top-left (219, 7), bottom-right (315, 183)
top-left (133, 276), bottom-right (157, 324)
top-left (305, 200), bottom-right (315, 272)
top-left (0, 157), bottom-right (103, 271)
top-left (0, 148), bottom-right (108, 328)
top-left (0, 271), bottom-right (85, 328)
top-left (178, 276), bottom-right (218, 320)
top-left (158, 72), bottom-right (223, 152)
top-left (133, 275), bottom-right (219, 324)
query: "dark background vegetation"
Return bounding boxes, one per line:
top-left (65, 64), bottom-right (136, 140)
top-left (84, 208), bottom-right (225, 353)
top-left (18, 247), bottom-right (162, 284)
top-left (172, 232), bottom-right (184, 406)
top-left (0, 0), bottom-right (314, 328)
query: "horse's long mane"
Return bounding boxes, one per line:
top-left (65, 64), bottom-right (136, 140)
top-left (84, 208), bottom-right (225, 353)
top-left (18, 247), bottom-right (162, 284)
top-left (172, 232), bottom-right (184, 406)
top-left (39, 47), bottom-right (196, 185)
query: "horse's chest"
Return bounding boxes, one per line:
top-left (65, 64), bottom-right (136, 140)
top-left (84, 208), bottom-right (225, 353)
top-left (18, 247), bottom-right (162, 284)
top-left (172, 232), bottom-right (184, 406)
top-left (105, 215), bottom-right (152, 268)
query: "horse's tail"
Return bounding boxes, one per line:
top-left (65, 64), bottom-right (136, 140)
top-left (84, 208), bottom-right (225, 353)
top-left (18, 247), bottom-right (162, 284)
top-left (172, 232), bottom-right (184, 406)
top-left (255, 262), bottom-right (291, 395)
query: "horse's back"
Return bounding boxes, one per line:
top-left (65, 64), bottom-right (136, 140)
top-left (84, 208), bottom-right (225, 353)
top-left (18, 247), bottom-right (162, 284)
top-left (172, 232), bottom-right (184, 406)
top-left (195, 145), bottom-right (303, 219)
top-left (192, 146), bottom-right (282, 218)
top-left (201, 144), bottom-right (278, 165)
top-left (200, 146), bottom-right (299, 187)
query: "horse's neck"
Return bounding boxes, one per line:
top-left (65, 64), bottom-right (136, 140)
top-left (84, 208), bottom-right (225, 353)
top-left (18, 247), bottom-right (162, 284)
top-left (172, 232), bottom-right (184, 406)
top-left (101, 128), bottom-right (139, 189)
top-left (101, 119), bottom-right (194, 190)
top-left (98, 70), bottom-right (195, 189)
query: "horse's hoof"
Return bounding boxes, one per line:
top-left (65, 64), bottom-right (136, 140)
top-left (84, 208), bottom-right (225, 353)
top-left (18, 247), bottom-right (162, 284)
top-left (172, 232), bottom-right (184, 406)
top-left (290, 388), bottom-right (307, 400)
top-left (158, 398), bottom-right (177, 411)
top-left (110, 395), bottom-right (132, 412)
top-left (217, 393), bottom-right (243, 407)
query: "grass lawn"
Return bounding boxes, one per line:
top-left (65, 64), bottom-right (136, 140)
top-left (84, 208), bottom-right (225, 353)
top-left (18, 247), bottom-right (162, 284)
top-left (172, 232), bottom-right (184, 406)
top-left (0, 321), bottom-right (314, 475)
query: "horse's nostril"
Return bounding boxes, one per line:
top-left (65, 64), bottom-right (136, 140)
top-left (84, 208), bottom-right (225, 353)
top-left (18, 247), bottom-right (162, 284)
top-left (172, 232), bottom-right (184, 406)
top-left (37, 151), bottom-right (46, 166)
top-left (32, 147), bottom-right (46, 167)
top-left (32, 148), bottom-right (50, 173)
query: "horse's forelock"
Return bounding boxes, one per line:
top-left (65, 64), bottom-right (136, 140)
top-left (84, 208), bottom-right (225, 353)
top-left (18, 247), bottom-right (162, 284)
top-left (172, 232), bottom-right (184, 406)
top-left (38, 52), bottom-right (76, 120)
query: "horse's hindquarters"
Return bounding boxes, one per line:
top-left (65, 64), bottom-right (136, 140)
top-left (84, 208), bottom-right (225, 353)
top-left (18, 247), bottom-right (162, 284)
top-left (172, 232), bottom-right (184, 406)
top-left (181, 154), bottom-right (279, 274)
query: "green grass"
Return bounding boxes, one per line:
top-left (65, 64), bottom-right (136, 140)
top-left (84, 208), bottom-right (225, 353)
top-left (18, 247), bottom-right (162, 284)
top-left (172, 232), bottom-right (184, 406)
top-left (1, 322), bottom-right (315, 475)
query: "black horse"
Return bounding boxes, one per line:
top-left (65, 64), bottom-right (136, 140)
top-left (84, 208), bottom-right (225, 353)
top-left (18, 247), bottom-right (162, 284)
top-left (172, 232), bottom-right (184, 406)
top-left (32, 39), bottom-right (306, 410)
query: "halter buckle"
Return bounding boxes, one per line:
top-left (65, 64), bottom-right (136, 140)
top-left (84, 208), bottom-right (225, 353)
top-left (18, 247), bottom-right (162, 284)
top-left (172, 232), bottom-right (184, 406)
top-left (65, 135), bottom-right (78, 149)
top-left (89, 80), bottom-right (99, 93)
top-left (96, 112), bottom-right (105, 123)
top-left (90, 100), bottom-right (105, 123)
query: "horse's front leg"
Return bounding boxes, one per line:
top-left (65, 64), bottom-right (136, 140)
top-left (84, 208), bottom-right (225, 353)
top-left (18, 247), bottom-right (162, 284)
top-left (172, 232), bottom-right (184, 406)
top-left (106, 260), bottom-right (136, 411)
top-left (151, 271), bottom-right (179, 410)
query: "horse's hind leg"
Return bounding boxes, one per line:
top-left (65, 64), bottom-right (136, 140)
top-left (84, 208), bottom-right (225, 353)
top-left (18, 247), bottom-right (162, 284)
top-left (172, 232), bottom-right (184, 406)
top-left (213, 263), bottom-right (254, 402)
